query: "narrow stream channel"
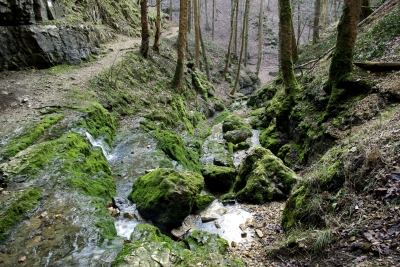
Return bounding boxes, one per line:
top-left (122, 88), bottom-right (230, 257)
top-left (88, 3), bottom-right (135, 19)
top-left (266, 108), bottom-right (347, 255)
top-left (85, 102), bottom-right (261, 257)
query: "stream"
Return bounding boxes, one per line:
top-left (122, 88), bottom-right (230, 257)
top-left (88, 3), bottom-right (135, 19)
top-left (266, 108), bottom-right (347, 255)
top-left (84, 99), bottom-right (262, 260)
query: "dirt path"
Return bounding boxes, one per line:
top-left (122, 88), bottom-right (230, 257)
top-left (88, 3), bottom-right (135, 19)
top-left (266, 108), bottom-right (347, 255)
top-left (0, 27), bottom-right (179, 121)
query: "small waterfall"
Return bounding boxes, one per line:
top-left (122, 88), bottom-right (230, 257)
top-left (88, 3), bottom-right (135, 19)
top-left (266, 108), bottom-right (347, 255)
top-left (85, 132), bottom-right (114, 160)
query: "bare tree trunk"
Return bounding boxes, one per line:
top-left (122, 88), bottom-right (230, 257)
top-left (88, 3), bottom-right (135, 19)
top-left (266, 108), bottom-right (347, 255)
top-left (152, 0), bottom-right (161, 53)
top-left (205, 0), bottom-right (211, 30)
top-left (313, 0), bottom-right (321, 44)
top-left (171, 0), bottom-right (188, 93)
top-left (169, 0), bottom-right (172, 20)
top-left (223, 0), bottom-right (239, 78)
top-left (233, 0), bottom-right (239, 56)
top-left (199, 26), bottom-right (211, 81)
top-left (194, 0), bottom-right (200, 69)
top-left (279, 0), bottom-right (298, 95)
top-left (297, 0), bottom-right (301, 46)
top-left (188, 0), bottom-right (192, 32)
top-left (327, 0), bottom-right (362, 92)
top-left (212, 0), bottom-right (215, 40)
top-left (360, 0), bottom-right (372, 20)
top-left (256, 0), bottom-right (264, 76)
top-left (243, 0), bottom-right (251, 67)
top-left (231, 0), bottom-right (250, 95)
top-left (321, 0), bottom-right (327, 29)
top-left (140, 0), bottom-right (150, 58)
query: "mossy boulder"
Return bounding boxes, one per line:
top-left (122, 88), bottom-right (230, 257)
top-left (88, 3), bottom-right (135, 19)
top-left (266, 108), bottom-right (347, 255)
top-left (128, 168), bottom-right (205, 228)
top-left (201, 165), bottom-right (236, 192)
top-left (213, 154), bottom-right (234, 168)
top-left (193, 190), bottom-right (216, 213)
top-left (259, 123), bottom-right (285, 155)
top-left (229, 146), bottom-right (300, 204)
top-left (223, 130), bottom-right (252, 144)
top-left (222, 115), bottom-right (252, 135)
top-left (192, 69), bottom-right (216, 99)
top-left (113, 224), bottom-right (243, 267)
top-left (282, 185), bottom-right (326, 231)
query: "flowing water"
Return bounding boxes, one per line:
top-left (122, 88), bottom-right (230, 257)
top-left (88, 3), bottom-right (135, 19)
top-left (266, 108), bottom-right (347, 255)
top-left (83, 103), bottom-right (262, 260)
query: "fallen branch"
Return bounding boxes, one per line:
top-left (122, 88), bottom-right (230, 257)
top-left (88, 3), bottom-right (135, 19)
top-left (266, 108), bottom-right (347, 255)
top-left (354, 62), bottom-right (400, 71)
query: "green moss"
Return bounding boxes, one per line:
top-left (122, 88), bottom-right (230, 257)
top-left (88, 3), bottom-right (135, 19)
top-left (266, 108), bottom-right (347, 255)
top-left (1, 114), bottom-right (64, 159)
top-left (233, 142), bottom-right (250, 152)
top-left (222, 115), bottom-right (251, 134)
top-left (95, 217), bottom-right (118, 242)
top-left (128, 168), bottom-right (204, 227)
top-left (259, 123), bottom-right (282, 154)
top-left (75, 103), bottom-right (116, 146)
top-left (153, 130), bottom-right (202, 173)
top-left (192, 70), bottom-right (215, 99)
top-left (0, 188), bottom-right (42, 243)
top-left (185, 230), bottom-right (229, 255)
top-left (193, 190), bottom-right (216, 213)
top-left (201, 165), bottom-right (236, 192)
top-left (282, 185), bottom-right (326, 231)
top-left (212, 110), bottom-right (231, 126)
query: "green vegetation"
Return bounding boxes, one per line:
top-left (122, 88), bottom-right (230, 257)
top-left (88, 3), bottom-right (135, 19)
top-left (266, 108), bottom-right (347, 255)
top-left (201, 165), bottom-right (236, 192)
top-left (0, 188), bottom-right (42, 243)
top-left (112, 224), bottom-right (243, 267)
top-left (128, 168), bottom-right (204, 227)
top-left (0, 114), bottom-right (64, 159)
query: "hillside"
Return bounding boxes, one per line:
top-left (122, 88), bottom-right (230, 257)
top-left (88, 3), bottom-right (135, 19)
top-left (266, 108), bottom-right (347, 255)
top-left (1, 0), bottom-right (400, 266)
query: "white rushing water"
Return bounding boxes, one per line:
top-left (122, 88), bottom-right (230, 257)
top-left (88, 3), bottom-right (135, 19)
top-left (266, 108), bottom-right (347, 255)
top-left (85, 132), bottom-right (114, 161)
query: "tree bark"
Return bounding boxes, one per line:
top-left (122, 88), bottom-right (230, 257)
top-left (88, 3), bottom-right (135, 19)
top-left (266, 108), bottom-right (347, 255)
top-left (140, 0), bottom-right (150, 58)
top-left (233, 0), bottom-right (239, 56)
top-left (313, 0), bottom-right (321, 44)
top-left (321, 0), bottom-right (327, 29)
top-left (360, 0), bottom-right (372, 21)
top-left (279, 0), bottom-right (298, 95)
top-left (171, 0), bottom-right (188, 93)
top-left (199, 26), bottom-right (211, 81)
top-left (326, 0), bottom-right (362, 92)
top-left (194, 0), bottom-right (200, 69)
top-left (169, 0), bottom-right (172, 20)
top-left (256, 0), bottom-right (264, 76)
top-left (152, 0), bottom-right (161, 53)
top-left (291, 14), bottom-right (298, 63)
top-left (188, 0), bottom-right (192, 32)
top-left (223, 0), bottom-right (238, 78)
top-left (231, 0), bottom-right (250, 95)
top-left (212, 0), bottom-right (215, 41)
top-left (244, 0), bottom-right (251, 67)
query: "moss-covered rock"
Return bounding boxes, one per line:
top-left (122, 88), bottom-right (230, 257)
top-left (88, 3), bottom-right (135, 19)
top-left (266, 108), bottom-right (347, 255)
top-left (222, 115), bottom-right (252, 135)
top-left (213, 154), bottom-right (234, 168)
top-left (193, 190), bottom-right (216, 213)
top-left (153, 130), bottom-right (202, 173)
top-left (281, 185), bottom-right (326, 231)
top-left (259, 122), bottom-right (285, 155)
top-left (112, 224), bottom-right (243, 267)
top-left (0, 188), bottom-right (42, 243)
top-left (128, 168), bottom-right (204, 227)
top-left (192, 69), bottom-right (216, 99)
top-left (230, 146), bottom-right (300, 204)
top-left (201, 165), bottom-right (236, 192)
top-left (223, 129), bottom-right (252, 144)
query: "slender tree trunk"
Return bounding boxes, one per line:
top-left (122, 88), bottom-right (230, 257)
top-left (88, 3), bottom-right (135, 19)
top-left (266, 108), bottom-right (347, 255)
top-left (243, 0), bottom-right (250, 67)
top-left (212, 0), bottom-right (215, 40)
top-left (291, 16), bottom-right (298, 63)
top-left (223, 0), bottom-right (239, 78)
top-left (233, 0), bottom-right (239, 56)
top-left (171, 0), bottom-right (188, 92)
top-left (188, 0), bottom-right (192, 32)
top-left (199, 26), bottom-right (211, 81)
top-left (313, 0), bottom-right (321, 44)
top-left (205, 0), bottom-right (211, 30)
top-left (279, 0), bottom-right (298, 95)
top-left (169, 0), bottom-right (172, 20)
top-left (194, 0), bottom-right (200, 69)
top-left (326, 0), bottom-right (362, 92)
top-left (140, 0), bottom-right (150, 58)
top-left (297, 0), bottom-right (301, 46)
top-left (256, 0), bottom-right (264, 75)
top-left (231, 0), bottom-right (250, 95)
top-left (321, 0), bottom-right (327, 29)
top-left (153, 0), bottom-right (162, 53)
